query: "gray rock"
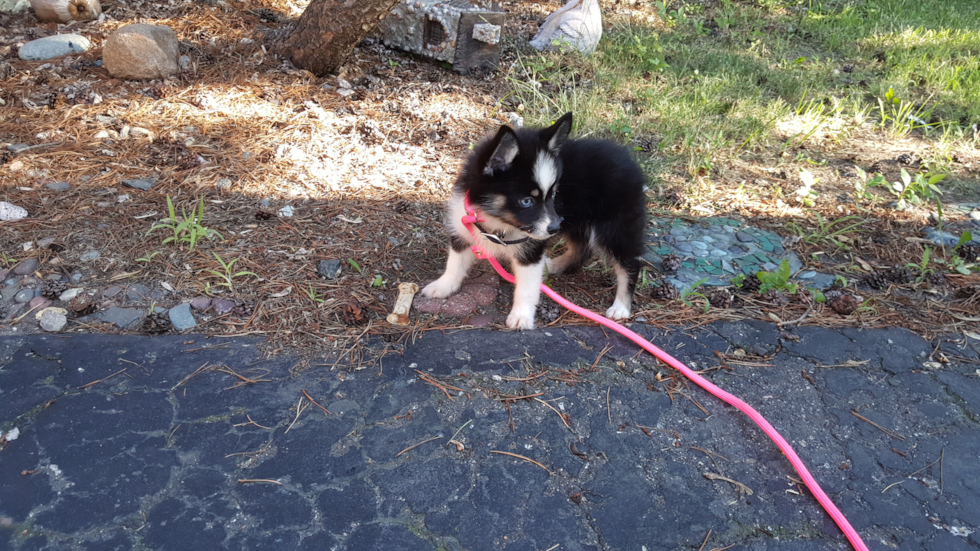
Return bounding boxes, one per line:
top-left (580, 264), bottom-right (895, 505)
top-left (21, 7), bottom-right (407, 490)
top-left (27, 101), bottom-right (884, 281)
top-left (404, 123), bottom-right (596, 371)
top-left (101, 307), bottom-right (144, 328)
top-left (736, 231), bottom-right (755, 243)
top-left (213, 299), bottom-right (236, 315)
top-left (103, 24), bottom-right (179, 80)
top-left (121, 177), bottom-right (156, 191)
top-left (675, 243), bottom-right (693, 253)
top-left (13, 258), bottom-right (39, 275)
top-left (318, 259), bottom-right (342, 279)
top-left (2, 285), bottom-right (20, 302)
top-left (103, 285), bottom-right (123, 298)
top-left (19, 34), bottom-right (92, 61)
top-left (125, 284), bottom-right (151, 301)
top-left (80, 250), bottom-right (101, 262)
top-left (691, 241), bottom-right (708, 250)
top-left (168, 302), bottom-right (197, 331)
top-left (216, 178), bottom-right (233, 191)
top-left (39, 310), bottom-right (68, 332)
top-left (59, 288), bottom-right (83, 301)
top-left (190, 297), bottom-right (211, 311)
top-left (14, 289), bottom-right (34, 303)
top-left (0, 201), bottom-right (28, 221)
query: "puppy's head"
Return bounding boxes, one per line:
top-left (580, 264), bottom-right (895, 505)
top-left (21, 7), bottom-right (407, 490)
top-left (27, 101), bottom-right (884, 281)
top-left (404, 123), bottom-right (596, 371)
top-left (471, 113), bottom-right (572, 240)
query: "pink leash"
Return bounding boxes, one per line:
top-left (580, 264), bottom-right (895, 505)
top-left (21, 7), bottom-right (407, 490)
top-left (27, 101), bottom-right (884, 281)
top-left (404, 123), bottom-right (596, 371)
top-left (461, 196), bottom-right (869, 551)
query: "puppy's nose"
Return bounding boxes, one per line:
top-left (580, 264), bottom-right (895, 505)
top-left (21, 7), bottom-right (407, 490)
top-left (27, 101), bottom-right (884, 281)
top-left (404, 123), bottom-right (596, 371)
top-left (547, 217), bottom-right (564, 234)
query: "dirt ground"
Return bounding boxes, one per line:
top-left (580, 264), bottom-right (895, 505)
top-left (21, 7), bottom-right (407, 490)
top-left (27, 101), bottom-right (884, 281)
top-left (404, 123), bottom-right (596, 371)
top-left (1, 0), bottom-right (979, 366)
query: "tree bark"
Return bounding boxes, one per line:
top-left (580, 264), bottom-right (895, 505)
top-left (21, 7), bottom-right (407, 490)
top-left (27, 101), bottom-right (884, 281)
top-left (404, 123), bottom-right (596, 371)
top-left (273, 0), bottom-right (401, 77)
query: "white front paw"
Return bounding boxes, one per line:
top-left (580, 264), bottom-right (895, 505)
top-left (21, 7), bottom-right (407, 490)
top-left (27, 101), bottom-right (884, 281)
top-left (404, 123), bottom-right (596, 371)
top-left (605, 300), bottom-right (631, 320)
top-left (506, 307), bottom-right (536, 330)
top-left (421, 278), bottom-right (459, 299)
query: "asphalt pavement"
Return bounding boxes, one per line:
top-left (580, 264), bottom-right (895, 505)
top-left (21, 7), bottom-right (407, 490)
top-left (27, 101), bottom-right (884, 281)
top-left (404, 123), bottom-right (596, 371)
top-left (1, 321), bottom-right (979, 551)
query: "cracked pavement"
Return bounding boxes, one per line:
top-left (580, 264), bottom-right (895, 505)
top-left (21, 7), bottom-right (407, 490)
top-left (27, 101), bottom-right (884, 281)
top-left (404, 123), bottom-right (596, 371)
top-left (1, 322), bottom-right (980, 550)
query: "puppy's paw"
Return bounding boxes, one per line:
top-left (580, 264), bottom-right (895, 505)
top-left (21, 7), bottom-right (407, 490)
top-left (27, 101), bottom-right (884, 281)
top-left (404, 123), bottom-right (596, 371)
top-left (421, 278), bottom-right (459, 299)
top-left (604, 300), bottom-right (632, 321)
top-left (506, 307), bottom-right (536, 330)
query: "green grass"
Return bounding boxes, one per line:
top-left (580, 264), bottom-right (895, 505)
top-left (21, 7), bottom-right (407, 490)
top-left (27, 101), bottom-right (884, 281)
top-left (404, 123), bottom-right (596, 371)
top-left (507, 0), bottom-right (980, 190)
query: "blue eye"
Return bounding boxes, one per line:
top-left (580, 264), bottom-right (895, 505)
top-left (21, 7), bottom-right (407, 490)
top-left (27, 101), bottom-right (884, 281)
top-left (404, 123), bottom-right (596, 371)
top-left (519, 197), bottom-right (533, 208)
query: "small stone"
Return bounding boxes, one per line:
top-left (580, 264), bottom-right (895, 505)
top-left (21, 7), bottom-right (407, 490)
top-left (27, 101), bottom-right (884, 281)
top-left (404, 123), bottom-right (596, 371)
top-left (59, 288), bottom-right (83, 301)
top-left (130, 127), bottom-right (153, 138)
top-left (468, 314), bottom-right (493, 327)
top-left (102, 285), bottom-right (123, 298)
top-left (0, 0), bottom-right (30, 14)
top-left (798, 271), bottom-right (817, 279)
top-left (14, 289), bottom-right (35, 303)
top-left (190, 296), bottom-right (211, 311)
top-left (213, 299), bottom-right (236, 315)
top-left (80, 250), bottom-right (101, 262)
top-left (690, 241), bottom-right (708, 250)
top-left (125, 284), bottom-right (150, 301)
top-left (278, 205), bottom-right (294, 217)
top-left (216, 178), bottom-right (233, 191)
top-left (46, 182), bottom-right (72, 191)
top-left (94, 130), bottom-right (110, 139)
top-left (13, 258), bottom-right (39, 275)
top-left (675, 243), bottom-right (694, 253)
top-left (39, 309), bottom-right (68, 332)
top-left (103, 24), bottom-right (179, 80)
top-left (29, 296), bottom-right (52, 309)
top-left (736, 231), bottom-right (755, 243)
top-left (168, 302), bottom-right (197, 331)
top-left (317, 259), bottom-right (342, 279)
top-left (18, 34), bottom-right (92, 61)
top-left (121, 177), bottom-right (156, 191)
top-left (0, 201), bottom-right (28, 221)
top-left (102, 306), bottom-right (144, 328)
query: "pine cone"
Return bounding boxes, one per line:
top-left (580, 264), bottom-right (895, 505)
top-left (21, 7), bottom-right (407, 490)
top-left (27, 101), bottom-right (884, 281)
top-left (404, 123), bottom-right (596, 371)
top-left (141, 311), bottom-right (171, 334)
top-left (232, 300), bottom-right (255, 317)
top-left (649, 280), bottom-right (678, 300)
top-left (661, 254), bottom-right (683, 273)
top-left (740, 274), bottom-right (762, 294)
top-left (42, 280), bottom-right (68, 300)
top-left (885, 266), bottom-right (916, 284)
top-left (829, 293), bottom-right (860, 315)
top-left (68, 293), bottom-right (96, 316)
top-left (763, 289), bottom-right (789, 306)
top-left (342, 299), bottom-right (369, 326)
top-left (255, 210), bottom-right (274, 220)
top-left (0, 302), bottom-right (8, 319)
top-left (959, 243), bottom-right (979, 263)
top-left (707, 289), bottom-right (732, 309)
top-left (864, 271), bottom-right (890, 290)
top-left (955, 285), bottom-right (980, 300)
top-left (928, 271), bottom-right (946, 287)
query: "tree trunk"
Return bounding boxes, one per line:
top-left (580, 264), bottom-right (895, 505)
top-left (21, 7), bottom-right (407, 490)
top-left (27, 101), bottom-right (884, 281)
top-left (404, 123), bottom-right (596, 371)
top-left (273, 0), bottom-right (401, 77)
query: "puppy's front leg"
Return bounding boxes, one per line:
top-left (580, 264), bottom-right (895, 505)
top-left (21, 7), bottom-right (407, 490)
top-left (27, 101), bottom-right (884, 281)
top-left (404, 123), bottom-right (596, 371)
top-left (506, 260), bottom-right (545, 330)
top-left (422, 243), bottom-right (475, 299)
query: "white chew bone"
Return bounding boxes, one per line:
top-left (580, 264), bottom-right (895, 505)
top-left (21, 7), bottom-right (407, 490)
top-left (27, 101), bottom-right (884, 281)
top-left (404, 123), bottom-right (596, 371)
top-left (387, 282), bottom-right (419, 325)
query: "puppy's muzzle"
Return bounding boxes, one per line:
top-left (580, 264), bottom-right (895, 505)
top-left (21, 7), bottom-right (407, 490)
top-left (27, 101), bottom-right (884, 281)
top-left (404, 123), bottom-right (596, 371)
top-left (547, 217), bottom-right (564, 235)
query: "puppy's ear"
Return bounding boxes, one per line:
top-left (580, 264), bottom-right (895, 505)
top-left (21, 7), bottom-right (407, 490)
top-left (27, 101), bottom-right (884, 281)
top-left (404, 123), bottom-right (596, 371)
top-left (482, 126), bottom-right (520, 176)
top-left (541, 112), bottom-right (573, 153)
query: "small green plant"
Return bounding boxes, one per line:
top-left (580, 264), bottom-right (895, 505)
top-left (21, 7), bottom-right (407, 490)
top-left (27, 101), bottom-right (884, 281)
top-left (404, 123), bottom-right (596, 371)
top-left (206, 253), bottom-right (257, 290)
top-left (348, 259), bottom-right (363, 273)
top-left (1, 252), bottom-right (16, 265)
top-left (867, 169), bottom-right (945, 210)
top-left (146, 196), bottom-right (224, 251)
top-left (304, 284), bottom-right (326, 305)
top-left (371, 274), bottom-right (384, 287)
top-left (787, 212), bottom-right (865, 249)
top-left (757, 260), bottom-right (798, 294)
top-left (136, 251), bottom-right (161, 263)
top-left (679, 277), bottom-right (710, 313)
top-left (904, 246), bottom-right (934, 284)
top-left (877, 87), bottom-right (935, 137)
top-left (834, 275), bottom-right (848, 287)
top-left (608, 116), bottom-right (632, 138)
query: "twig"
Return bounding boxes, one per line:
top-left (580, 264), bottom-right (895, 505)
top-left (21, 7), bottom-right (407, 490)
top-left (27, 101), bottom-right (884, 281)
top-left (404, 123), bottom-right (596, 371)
top-left (490, 450), bottom-right (551, 473)
top-left (302, 389), bottom-right (331, 416)
top-left (591, 343), bottom-right (614, 370)
top-left (606, 386), bottom-right (611, 424)
top-left (174, 362), bottom-right (211, 388)
top-left (703, 472), bottom-right (753, 495)
top-left (284, 397), bottom-right (307, 433)
top-left (80, 368), bottom-right (128, 389)
top-left (237, 479), bottom-right (283, 485)
top-left (396, 435), bottom-right (441, 457)
top-left (698, 529), bottom-right (712, 551)
top-left (851, 410), bottom-right (906, 440)
top-left (216, 365), bottom-right (271, 390)
top-left (533, 398), bottom-right (571, 429)
top-left (233, 415), bottom-right (272, 430)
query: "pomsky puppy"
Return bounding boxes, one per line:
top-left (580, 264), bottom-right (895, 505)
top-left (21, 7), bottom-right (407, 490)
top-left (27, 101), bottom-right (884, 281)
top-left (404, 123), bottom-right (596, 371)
top-left (422, 112), bottom-right (647, 330)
